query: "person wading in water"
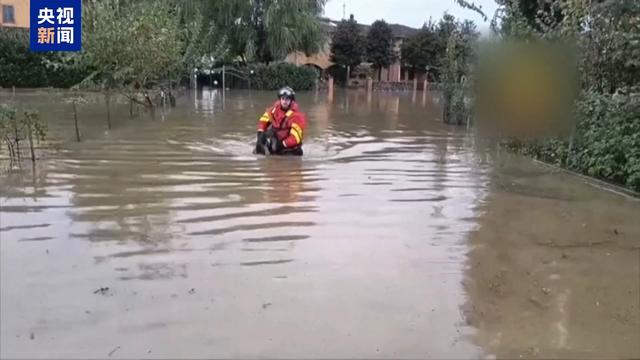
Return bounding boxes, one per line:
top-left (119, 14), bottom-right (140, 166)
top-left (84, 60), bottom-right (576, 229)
top-left (254, 86), bottom-right (307, 156)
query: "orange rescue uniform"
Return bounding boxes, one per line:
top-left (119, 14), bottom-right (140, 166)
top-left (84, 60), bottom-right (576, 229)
top-left (257, 100), bottom-right (307, 149)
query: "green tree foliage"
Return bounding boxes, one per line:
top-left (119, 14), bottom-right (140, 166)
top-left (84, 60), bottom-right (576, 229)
top-left (82, 0), bottom-right (184, 87)
top-left (175, 0), bottom-right (230, 74)
top-left (400, 21), bottom-right (439, 76)
top-left (0, 29), bottom-right (48, 88)
top-left (3, 0), bottom-right (328, 89)
top-left (440, 25), bottom-right (479, 126)
top-left (0, 28), bottom-right (88, 88)
top-left (81, 0), bottom-right (184, 107)
top-left (581, 0), bottom-right (640, 93)
top-left (491, 0), bottom-right (640, 191)
top-left (494, 0), bottom-right (564, 32)
top-left (330, 16), bottom-right (366, 69)
top-left (401, 14), bottom-right (478, 83)
top-left (366, 20), bottom-right (395, 80)
top-left (400, 11), bottom-right (480, 125)
top-left (437, 13), bottom-right (458, 45)
top-left (507, 89), bottom-right (640, 191)
top-left (440, 15), bottom-right (479, 125)
top-left (572, 89), bottom-right (640, 190)
top-left (200, 0), bottom-right (327, 64)
top-left (0, 104), bottom-right (46, 163)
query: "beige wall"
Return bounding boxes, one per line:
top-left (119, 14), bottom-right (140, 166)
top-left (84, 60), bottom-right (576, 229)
top-left (373, 38), bottom-right (403, 82)
top-left (389, 64), bottom-right (401, 82)
top-left (390, 38), bottom-right (403, 82)
top-left (284, 34), bottom-right (407, 83)
top-left (0, 0), bottom-right (29, 28)
top-left (380, 68), bottom-right (389, 82)
top-left (284, 41), bottom-right (333, 70)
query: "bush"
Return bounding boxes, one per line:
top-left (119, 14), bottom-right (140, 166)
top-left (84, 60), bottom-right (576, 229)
top-left (0, 28), bottom-right (48, 87)
top-left (0, 104), bottom-right (47, 162)
top-left (571, 89), bottom-right (640, 190)
top-left (249, 63), bottom-right (317, 91)
top-left (0, 28), bottom-right (89, 88)
top-left (495, 0), bottom-right (640, 192)
top-left (509, 89), bottom-right (640, 192)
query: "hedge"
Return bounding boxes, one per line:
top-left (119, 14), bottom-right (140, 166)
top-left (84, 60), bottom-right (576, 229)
top-left (506, 88), bottom-right (640, 192)
top-left (0, 28), bottom-right (89, 88)
top-left (248, 63), bottom-right (317, 91)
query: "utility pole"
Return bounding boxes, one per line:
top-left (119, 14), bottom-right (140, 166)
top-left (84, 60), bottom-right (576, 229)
top-left (342, 0), bottom-right (345, 19)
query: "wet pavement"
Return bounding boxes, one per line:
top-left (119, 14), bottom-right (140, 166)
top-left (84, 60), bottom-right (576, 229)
top-left (1, 89), bottom-right (639, 359)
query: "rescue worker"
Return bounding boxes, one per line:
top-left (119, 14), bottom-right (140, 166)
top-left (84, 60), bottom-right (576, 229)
top-left (254, 86), bottom-right (306, 156)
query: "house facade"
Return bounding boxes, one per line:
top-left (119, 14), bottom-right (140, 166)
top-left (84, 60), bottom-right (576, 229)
top-left (0, 0), bottom-right (29, 28)
top-left (285, 16), bottom-right (420, 85)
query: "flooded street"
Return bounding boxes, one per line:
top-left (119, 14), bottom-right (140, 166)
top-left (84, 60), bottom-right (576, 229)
top-left (1, 89), bottom-right (639, 359)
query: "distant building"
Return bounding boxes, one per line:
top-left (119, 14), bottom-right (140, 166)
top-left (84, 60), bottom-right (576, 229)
top-left (285, 16), bottom-right (420, 85)
top-left (0, 0), bottom-right (29, 28)
top-left (285, 41), bottom-right (334, 75)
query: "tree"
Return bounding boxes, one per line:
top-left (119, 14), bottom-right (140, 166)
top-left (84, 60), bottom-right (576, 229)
top-left (480, 0), bottom-right (640, 191)
top-left (0, 28), bottom-right (88, 88)
top-left (502, 0), bottom-right (564, 32)
top-left (81, 0), bottom-right (184, 109)
top-left (0, 104), bottom-right (46, 164)
top-left (401, 21), bottom-right (439, 78)
top-left (202, 0), bottom-right (327, 64)
top-left (406, 13), bottom-right (477, 125)
top-left (454, 0), bottom-right (488, 21)
top-left (330, 15), bottom-right (366, 79)
top-left (401, 14), bottom-right (478, 83)
top-left (175, 0), bottom-right (230, 74)
top-left (455, 20), bottom-right (480, 76)
top-left (436, 13), bottom-right (457, 56)
top-left (584, 0), bottom-right (640, 93)
top-left (366, 20), bottom-right (395, 81)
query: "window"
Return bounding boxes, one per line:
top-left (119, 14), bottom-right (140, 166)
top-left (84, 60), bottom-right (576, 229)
top-left (2, 5), bottom-right (15, 24)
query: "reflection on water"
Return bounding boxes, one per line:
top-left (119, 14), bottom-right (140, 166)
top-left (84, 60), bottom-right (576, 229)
top-left (1, 89), bottom-right (638, 359)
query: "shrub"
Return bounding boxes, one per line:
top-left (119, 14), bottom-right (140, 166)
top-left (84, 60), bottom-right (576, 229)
top-left (0, 104), bottom-right (47, 163)
top-left (249, 63), bottom-right (317, 91)
top-left (0, 28), bottom-right (89, 88)
top-left (509, 89), bottom-right (640, 192)
top-left (571, 89), bottom-right (640, 190)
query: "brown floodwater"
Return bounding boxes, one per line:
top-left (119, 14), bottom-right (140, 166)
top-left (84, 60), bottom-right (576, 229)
top-left (1, 89), bottom-right (639, 359)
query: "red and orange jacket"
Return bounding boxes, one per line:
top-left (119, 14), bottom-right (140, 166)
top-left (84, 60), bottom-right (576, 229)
top-left (257, 101), bottom-right (306, 148)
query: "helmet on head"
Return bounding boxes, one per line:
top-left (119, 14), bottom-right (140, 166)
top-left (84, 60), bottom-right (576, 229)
top-left (277, 86), bottom-right (295, 101)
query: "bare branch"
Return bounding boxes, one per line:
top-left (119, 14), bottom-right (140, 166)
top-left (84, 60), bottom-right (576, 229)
top-left (453, 0), bottom-right (489, 22)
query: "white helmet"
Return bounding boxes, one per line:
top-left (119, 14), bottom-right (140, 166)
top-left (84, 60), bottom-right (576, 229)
top-left (277, 86), bottom-right (295, 101)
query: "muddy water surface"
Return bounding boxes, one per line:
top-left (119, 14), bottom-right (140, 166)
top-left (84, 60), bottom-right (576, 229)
top-left (1, 89), bottom-right (638, 359)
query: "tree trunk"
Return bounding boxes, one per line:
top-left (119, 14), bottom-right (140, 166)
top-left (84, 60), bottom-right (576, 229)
top-left (442, 93), bottom-right (451, 124)
top-left (13, 127), bottom-right (20, 160)
top-left (443, 110), bottom-right (448, 124)
top-left (169, 91), bottom-right (176, 107)
top-left (27, 122), bottom-right (36, 162)
top-left (129, 98), bottom-right (134, 118)
top-left (566, 128), bottom-right (576, 168)
top-left (73, 101), bottom-right (81, 142)
top-left (142, 89), bottom-right (156, 120)
top-left (346, 66), bottom-right (351, 87)
top-left (143, 89), bottom-right (154, 109)
top-left (105, 92), bottom-right (112, 130)
top-left (5, 136), bottom-right (16, 163)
